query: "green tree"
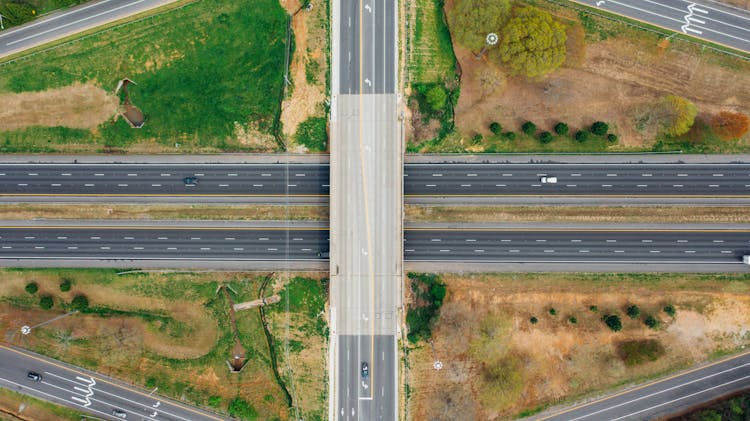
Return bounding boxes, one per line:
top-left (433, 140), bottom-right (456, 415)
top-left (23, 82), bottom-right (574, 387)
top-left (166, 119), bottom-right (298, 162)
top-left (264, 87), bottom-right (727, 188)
top-left (568, 316), bottom-right (577, 324)
top-left (539, 131), bottom-right (553, 144)
top-left (71, 294), bottom-right (89, 311)
top-left (227, 398), bottom-right (258, 420)
top-left (39, 295), bottom-right (54, 310)
top-left (493, 7), bottom-right (567, 78)
top-left (25, 282), bottom-right (38, 294)
top-left (522, 121), bottom-right (537, 135)
top-left (589, 305), bottom-right (598, 312)
top-left (504, 131), bottom-right (516, 140)
top-left (663, 304), bottom-right (676, 317)
top-left (59, 279), bottom-right (72, 292)
top-left (658, 95), bottom-right (697, 136)
top-left (489, 122), bottom-right (502, 135)
top-left (626, 304), bottom-right (640, 319)
top-left (603, 314), bottom-right (622, 332)
top-left (425, 85), bottom-right (448, 112)
top-left (530, 316), bottom-right (538, 324)
top-left (591, 121), bottom-right (609, 136)
top-left (549, 308), bottom-right (557, 316)
top-left (575, 130), bottom-right (589, 142)
top-left (607, 133), bottom-right (618, 143)
top-left (447, 0), bottom-right (511, 51)
top-left (554, 122), bottom-right (569, 135)
top-left (644, 315), bottom-right (660, 329)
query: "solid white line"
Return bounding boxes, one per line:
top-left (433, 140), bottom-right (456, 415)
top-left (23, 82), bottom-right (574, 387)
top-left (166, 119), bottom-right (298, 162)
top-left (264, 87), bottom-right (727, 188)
top-left (6, 0), bottom-right (149, 46)
top-left (0, 0), bottom-right (118, 37)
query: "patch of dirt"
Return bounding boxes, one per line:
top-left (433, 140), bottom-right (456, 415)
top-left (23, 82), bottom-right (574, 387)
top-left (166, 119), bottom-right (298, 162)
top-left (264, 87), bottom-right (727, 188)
top-left (278, 0), bottom-right (328, 147)
top-left (408, 274), bottom-right (750, 420)
top-left (0, 83), bottom-right (118, 131)
top-left (445, 6), bottom-right (750, 147)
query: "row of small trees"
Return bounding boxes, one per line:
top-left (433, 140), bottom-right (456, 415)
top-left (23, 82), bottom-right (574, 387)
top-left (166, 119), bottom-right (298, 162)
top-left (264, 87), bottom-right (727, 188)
top-left (489, 120), bottom-right (619, 144)
top-left (529, 303), bottom-right (676, 332)
top-left (25, 280), bottom-right (89, 311)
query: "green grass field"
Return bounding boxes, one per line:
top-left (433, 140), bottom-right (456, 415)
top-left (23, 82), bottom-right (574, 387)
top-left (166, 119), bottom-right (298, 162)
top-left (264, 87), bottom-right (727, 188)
top-left (0, 0), bottom-right (288, 153)
top-left (408, 0), bottom-right (456, 84)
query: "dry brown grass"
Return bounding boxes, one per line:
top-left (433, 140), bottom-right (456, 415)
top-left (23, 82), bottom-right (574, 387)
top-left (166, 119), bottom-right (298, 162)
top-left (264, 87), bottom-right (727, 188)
top-left (408, 273), bottom-right (750, 420)
top-left (0, 203), bottom-right (327, 221)
top-left (0, 83), bottom-right (118, 131)
top-left (405, 205), bottom-right (750, 224)
top-left (279, 0), bottom-right (328, 148)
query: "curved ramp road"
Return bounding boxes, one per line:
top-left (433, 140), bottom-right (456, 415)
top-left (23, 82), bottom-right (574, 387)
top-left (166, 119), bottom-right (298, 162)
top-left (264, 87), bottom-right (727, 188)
top-left (0, 345), bottom-right (224, 421)
top-left (538, 351), bottom-right (750, 421)
top-left (0, 226), bottom-right (747, 265)
top-left (574, 0), bottom-right (750, 53)
top-left (1, 163), bottom-right (750, 197)
top-left (0, 0), bottom-right (177, 58)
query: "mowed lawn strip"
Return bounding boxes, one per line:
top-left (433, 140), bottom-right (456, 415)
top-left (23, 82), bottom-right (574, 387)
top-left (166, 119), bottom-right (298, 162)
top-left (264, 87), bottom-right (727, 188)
top-left (405, 205), bottom-right (750, 224)
top-left (0, 203), bottom-right (327, 221)
top-left (409, 0), bottom-right (456, 84)
top-left (0, 0), bottom-right (288, 153)
top-left (0, 386), bottom-right (84, 421)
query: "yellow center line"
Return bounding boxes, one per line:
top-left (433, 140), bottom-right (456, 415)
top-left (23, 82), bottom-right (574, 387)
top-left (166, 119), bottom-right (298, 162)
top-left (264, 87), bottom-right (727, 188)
top-left (0, 344), bottom-right (223, 420)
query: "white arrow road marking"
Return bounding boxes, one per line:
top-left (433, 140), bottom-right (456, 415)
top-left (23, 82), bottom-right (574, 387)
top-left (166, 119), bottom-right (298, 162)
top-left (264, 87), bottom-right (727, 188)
top-left (596, 0), bottom-right (605, 5)
top-left (364, 78), bottom-right (372, 86)
top-left (71, 396), bottom-right (92, 407)
top-left (364, 4), bottom-right (372, 12)
top-left (151, 411), bottom-right (158, 417)
top-left (153, 401), bottom-right (161, 408)
top-left (681, 3), bottom-right (708, 34)
top-left (75, 376), bottom-right (96, 387)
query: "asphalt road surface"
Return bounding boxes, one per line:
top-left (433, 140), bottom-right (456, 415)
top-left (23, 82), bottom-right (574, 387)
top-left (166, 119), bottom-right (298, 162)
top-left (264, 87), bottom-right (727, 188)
top-left (573, 0), bottom-right (750, 53)
top-left (0, 0), bottom-right (176, 57)
top-left (537, 351), bottom-right (750, 421)
top-left (0, 344), bottom-right (224, 421)
top-left (0, 225), bottom-right (747, 265)
top-left (331, 0), bottom-right (400, 418)
top-left (1, 163), bottom-right (750, 198)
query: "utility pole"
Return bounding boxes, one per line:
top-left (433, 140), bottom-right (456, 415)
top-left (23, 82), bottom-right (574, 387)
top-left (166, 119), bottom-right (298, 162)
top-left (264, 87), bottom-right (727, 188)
top-left (475, 32), bottom-right (498, 59)
top-left (21, 310), bottom-right (79, 335)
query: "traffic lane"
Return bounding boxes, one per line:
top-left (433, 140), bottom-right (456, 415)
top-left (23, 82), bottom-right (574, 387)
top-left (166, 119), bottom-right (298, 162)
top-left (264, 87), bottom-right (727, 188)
top-left (0, 227), bottom-right (329, 260)
top-left (540, 353), bottom-right (750, 421)
top-left (0, 0), bottom-right (173, 57)
top-left (577, 0), bottom-right (750, 52)
top-left (403, 229), bottom-right (750, 262)
top-left (338, 335), bottom-right (363, 421)
top-left (339, 0), bottom-right (360, 94)
top-left (0, 345), bottom-right (224, 421)
top-left (361, 0), bottom-right (396, 94)
top-left (0, 164), bottom-right (329, 195)
top-left (337, 335), bottom-right (396, 421)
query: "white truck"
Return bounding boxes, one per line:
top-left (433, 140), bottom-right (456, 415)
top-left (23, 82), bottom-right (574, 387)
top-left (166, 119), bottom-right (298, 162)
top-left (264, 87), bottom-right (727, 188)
top-left (744, 255), bottom-right (750, 265)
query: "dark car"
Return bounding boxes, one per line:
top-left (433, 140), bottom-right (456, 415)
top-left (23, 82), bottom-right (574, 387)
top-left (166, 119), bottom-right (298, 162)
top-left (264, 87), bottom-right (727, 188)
top-left (112, 409), bottom-right (127, 419)
top-left (26, 371), bottom-right (41, 382)
top-left (361, 362), bottom-right (369, 379)
top-left (317, 250), bottom-right (330, 259)
top-left (182, 176), bottom-right (199, 186)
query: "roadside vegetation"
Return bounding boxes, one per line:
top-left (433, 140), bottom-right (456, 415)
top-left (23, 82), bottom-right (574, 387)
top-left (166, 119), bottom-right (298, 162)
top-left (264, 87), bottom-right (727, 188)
top-left (406, 272), bottom-right (447, 343)
top-left (405, 205), bottom-right (750, 225)
top-left (407, 272), bottom-right (750, 419)
top-left (0, 386), bottom-right (83, 421)
top-left (406, 0), bottom-right (750, 153)
top-left (0, 269), bottom-right (327, 420)
top-left (0, 0), bottom-right (87, 30)
top-left (0, 0), bottom-right (288, 153)
top-left (669, 390), bottom-right (750, 421)
top-left (0, 203), bottom-right (327, 221)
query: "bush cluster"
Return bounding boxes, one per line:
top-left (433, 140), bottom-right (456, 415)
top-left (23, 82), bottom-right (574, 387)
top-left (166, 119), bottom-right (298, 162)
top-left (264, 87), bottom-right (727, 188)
top-left (406, 273), bottom-right (447, 343)
top-left (25, 282), bottom-right (38, 294)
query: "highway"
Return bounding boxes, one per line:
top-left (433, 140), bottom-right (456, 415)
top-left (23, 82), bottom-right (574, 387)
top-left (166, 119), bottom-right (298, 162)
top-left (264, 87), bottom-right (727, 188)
top-left (574, 0), bottom-right (750, 53)
top-left (0, 0), bottom-right (176, 58)
top-left (536, 350), bottom-right (750, 421)
top-left (1, 163), bottom-right (749, 198)
top-left (0, 224), bottom-right (747, 265)
top-left (0, 344), bottom-right (224, 421)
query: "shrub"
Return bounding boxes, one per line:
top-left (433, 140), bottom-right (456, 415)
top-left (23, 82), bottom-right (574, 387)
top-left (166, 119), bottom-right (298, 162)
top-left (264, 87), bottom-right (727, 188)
top-left (663, 304), bottom-right (676, 317)
top-left (539, 131), bottom-right (553, 144)
top-left (522, 121), bottom-right (537, 135)
top-left (228, 397), bottom-right (258, 420)
top-left (208, 396), bottom-right (222, 408)
top-left (59, 279), bottom-right (72, 292)
top-left (503, 131), bottom-right (517, 140)
top-left (568, 316), bottom-right (577, 324)
top-left (658, 95), bottom-right (697, 136)
top-left (616, 339), bottom-right (665, 366)
top-left (603, 314), bottom-right (622, 332)
top-left (294, 116), bottom-right (328, 152)
top-left (626, 304), bottom-right (640, 319)
top-left (25, 282), bottom-right (38, 294)
top-left (575, 130), bottom-right (589, 142)
top-left (406, 273), bottom-right (447, 343)
top-left (607, 133), bottom-right (618, 143)
top-left (711, 111), bottom-right (750, 140)
top-left (472, 133), bottom-right (484, 144)
top-left (589, 305), bottom-right (598, 312)
top-left (145, 377), bottom-right (158, 388)
top-left (71, 294), bottom-right (89, 311)
top-left (548, 308), bottom-right (557, 316)
top-left (591, 121), bottom-right (609, 136)
top-left (554, 122), bottom-right (569, 135)
top-left (39, 295), bottom-right (54, 310)
top-left (426, 85), bottom-right (448, 112)
top-left (530, 316), bottom-right (538, 324)
top-left (490, 122), bottom-right (502, 135)
top-left (644, 315), bottom-right (660, 329)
